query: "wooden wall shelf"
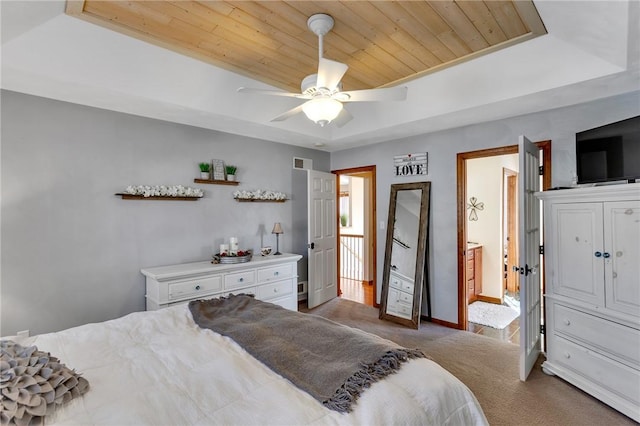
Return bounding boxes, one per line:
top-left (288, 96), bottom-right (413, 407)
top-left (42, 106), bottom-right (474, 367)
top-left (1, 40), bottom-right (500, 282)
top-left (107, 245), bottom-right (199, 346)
top-left (234, 199), bottom-right (287, 203)
top-left (194, 179), bottom-right (239, 186)
top-left (115, 193), bottom-right (200, 201)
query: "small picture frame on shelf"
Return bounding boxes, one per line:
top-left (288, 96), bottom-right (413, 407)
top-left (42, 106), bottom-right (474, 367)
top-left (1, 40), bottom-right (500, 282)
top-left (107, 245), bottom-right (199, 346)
top-left (212, 159), bottom-right (225, 181)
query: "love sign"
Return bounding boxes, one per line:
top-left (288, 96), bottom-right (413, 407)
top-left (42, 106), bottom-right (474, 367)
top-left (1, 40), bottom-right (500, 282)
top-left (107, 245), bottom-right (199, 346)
top-left (393, 153), bottom-right (428, 177)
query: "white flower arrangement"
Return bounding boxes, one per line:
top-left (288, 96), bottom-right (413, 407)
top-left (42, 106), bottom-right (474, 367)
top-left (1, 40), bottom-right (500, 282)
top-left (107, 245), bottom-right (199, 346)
top-left (124, 185), bottom-right (204, 198)
top-left (233, 189), bottom-right (287, 201)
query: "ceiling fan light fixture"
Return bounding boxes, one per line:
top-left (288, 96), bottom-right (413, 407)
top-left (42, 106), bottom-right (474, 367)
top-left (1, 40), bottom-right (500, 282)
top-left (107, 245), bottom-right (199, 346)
top-left (302, 98), bottom-right (342, 127)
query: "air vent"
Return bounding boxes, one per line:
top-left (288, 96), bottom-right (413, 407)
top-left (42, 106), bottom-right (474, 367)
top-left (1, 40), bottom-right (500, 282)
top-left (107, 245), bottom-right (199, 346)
top-left (297, 281), bottom-right (308, 301)
top-left (293, 157), bottom-right (313, 170)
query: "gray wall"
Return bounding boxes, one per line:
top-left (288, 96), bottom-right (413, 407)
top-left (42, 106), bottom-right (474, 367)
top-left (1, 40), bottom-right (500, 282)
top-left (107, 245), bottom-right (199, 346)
top-left (331, 91), bottom-right (640, 324)
top-left (2, 90), bottom-right (638, 334)
top-left (1, 90), bottom-right (329, 335)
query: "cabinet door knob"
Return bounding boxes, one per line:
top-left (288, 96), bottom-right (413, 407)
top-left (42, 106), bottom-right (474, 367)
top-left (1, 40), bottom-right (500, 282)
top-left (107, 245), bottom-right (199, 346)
top-left (564, 319), bottom-right (570, 326)
top-left (195, 285), bottom-right (201, 290)
top-left (594, 251), bottom-right (602, 258)
top-left (603, 252), bottom-right (611, 259)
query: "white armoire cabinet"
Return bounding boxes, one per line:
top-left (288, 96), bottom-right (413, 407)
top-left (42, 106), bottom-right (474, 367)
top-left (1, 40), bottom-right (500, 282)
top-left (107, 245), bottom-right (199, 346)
top-left (538, 183), bottom-right (640, 422)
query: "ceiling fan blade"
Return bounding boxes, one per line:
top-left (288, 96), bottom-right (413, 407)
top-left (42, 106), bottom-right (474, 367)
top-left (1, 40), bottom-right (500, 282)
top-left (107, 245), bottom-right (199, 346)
top-left (333, 107), bottom-right (353, 128)
top-left (339, 86), bottom-right (408, 103)
top-left (271, 103), bottom-right (305, 122)
top-left (237, 87), bottom-right (309, 99)
top-left (316, 58), bottom-right (348, 90)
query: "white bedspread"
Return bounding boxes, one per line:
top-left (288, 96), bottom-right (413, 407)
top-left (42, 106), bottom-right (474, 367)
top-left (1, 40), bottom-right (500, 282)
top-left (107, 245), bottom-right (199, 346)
top-left (14, 305), bottom-right (488, 425)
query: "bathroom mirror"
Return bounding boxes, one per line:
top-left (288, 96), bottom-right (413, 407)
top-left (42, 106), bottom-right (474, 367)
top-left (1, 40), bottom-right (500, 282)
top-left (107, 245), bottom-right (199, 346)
top-left (379, 182), bottom-right (431, 329)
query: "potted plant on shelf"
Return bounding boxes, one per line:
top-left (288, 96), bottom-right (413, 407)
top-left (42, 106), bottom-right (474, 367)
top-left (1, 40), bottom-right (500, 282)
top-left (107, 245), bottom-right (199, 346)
top-left (199, 162), bottom-right (211, 180)
top-left (225, 165), bottom-right (237, 181)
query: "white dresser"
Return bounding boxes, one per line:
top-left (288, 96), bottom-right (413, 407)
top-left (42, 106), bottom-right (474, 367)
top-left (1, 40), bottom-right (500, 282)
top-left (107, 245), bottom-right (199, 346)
top-left (538, 184), bottom-right (640, 422)
top-left (385, 270), bottom-right (415, 320)
top-left (141, 253), bottom-right (302, 312)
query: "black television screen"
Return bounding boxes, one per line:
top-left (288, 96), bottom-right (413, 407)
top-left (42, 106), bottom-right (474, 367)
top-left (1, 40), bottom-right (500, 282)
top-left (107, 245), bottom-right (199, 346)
top-left (576, 115), bottom-right (640, 184)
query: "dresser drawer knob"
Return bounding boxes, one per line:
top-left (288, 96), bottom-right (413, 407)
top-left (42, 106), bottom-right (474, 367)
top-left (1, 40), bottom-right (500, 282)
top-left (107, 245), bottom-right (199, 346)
top-left (195, 285), bottom-right (201, 291)
top-left (564, 319), bottom-right (570, 326)
top-left (273, 288), bottom-right (278, 293)
top-left (239, 278), bottom-right (244, 282)
top-left (274, 271), bottom-right (279, 276)
top-left (564, 352), bottom-right (571, 359)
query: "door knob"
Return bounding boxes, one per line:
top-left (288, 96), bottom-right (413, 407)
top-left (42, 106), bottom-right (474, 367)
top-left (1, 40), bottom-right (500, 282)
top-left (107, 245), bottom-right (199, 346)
top-left (514, 264), bottom-right (536, 276)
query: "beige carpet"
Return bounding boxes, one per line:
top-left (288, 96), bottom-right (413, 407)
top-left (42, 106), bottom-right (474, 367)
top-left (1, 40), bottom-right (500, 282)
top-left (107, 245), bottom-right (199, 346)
top-left (305, 298), bottom-right (636, 426)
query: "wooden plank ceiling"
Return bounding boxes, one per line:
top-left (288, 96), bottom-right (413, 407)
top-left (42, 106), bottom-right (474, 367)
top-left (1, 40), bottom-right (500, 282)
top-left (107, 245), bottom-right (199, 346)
top-left (66, 1), bottom-right (546, 93)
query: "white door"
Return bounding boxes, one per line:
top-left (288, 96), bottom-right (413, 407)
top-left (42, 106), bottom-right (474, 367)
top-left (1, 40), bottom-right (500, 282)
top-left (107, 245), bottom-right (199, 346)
top-left (307, 170), bottom-right (337, 308)
top-left (518, 135), bottom-right (542, 381)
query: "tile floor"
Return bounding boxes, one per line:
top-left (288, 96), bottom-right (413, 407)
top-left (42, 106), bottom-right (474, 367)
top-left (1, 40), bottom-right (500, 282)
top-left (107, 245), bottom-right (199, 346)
top-left (467, 292), bottom-right (521, 345)
top-left (468, 316), bottom-right (520, 345)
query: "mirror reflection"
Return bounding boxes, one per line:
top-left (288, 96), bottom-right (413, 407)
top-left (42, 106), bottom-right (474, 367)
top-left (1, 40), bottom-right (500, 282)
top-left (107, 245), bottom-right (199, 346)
top-left (380, 182), bottom-right (431, 329)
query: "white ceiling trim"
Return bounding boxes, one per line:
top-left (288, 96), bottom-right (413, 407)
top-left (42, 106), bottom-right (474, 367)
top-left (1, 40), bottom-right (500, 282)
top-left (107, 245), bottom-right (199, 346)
top-left (1, 1), bottom-right (638, 152)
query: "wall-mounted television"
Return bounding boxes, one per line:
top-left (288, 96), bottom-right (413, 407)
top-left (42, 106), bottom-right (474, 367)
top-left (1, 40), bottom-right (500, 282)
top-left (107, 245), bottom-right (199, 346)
top-left (576, 115), bottom-right (640, 184)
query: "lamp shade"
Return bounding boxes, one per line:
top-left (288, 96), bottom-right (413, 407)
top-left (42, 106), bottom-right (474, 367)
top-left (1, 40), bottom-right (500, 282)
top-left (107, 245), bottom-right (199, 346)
top-left (271, 222), bottom-right (284, 234)
top-left (302, 98), bottom-right (342, 127)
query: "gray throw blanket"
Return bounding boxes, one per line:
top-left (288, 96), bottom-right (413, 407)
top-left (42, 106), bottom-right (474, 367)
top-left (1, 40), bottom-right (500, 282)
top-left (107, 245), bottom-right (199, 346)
top-left (189, 294), bottom-right (425, 413)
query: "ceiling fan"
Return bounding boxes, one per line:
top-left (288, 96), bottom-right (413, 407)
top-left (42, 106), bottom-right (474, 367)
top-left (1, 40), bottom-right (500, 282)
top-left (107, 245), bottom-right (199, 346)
top-left (238, 13), bottom-right (408, 127)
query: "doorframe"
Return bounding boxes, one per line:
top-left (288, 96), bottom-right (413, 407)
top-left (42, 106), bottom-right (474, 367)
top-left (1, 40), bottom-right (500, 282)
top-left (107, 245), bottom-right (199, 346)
top-left (332, 165), bottom-right (378, 307)
top-left (456, 141), bottom-right (551, 330)
top-left (503, 168), bottom-right (518, 298)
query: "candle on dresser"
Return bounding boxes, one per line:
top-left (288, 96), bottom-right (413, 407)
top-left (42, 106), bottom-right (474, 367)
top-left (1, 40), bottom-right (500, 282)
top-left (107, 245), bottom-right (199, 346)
top-left (229, 237), bottom-right (238, 255)
top-left (220, 244), bottom-right (229, 255)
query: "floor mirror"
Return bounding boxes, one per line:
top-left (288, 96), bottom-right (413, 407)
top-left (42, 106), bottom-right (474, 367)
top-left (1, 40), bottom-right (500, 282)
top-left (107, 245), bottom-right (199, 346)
top-left (379, 182), bottom-right (431, 329)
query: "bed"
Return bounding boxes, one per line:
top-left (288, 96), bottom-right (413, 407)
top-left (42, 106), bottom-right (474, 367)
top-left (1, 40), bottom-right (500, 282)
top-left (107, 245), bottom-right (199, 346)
top-left (2, 296), bottom-right (488, 425)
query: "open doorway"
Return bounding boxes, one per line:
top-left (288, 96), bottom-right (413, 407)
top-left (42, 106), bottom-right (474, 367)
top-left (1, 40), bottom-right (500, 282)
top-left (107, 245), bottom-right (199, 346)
top-left (334, 166), bottom-right (377, 307)
top-left (457, 141), bottom-right (551, 343)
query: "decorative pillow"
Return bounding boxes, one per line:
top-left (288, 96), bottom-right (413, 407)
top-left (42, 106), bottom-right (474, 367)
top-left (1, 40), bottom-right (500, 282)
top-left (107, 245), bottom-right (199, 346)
top-left (0, 340), bottom-right (89, 426)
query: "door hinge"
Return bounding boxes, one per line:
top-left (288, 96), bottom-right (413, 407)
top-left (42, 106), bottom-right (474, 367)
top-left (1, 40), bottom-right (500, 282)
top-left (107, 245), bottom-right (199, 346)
top-left (539, 245), bottom-right (544, 255)
top-left (538, 165), bottom-right (544, 175)
top-left (540, 324), bottom-right (545, 335)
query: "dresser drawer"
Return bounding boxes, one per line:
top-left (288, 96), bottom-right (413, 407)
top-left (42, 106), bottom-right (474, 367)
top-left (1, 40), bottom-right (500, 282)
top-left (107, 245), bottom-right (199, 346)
top-left (257, 263), bottom-right (293, 283)
top-left (550, 335), bottom-right (640, 405)
top-left (554, 303), bottom-right (640, 366)
top-left (389, 275), bottom-right (403, 290)
top-left (223, 287), bottom-right (256, 298)
top-left (168, 275), bottom-right (222, 302)
top-left (398, 291), bottom-right (413, 305)
top-left (224, 270), bottom-right (256, 290)
top-left (387, 294), bottom-right (412, 319)
top-left (390, 274), bottom-right (414, 293)
top-left (257, 279), bottom-right (293, 301)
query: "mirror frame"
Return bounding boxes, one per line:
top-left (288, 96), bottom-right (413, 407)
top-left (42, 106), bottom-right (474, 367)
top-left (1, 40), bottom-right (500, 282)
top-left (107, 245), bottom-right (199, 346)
top-left (379, 182), bottom-right (431, 329)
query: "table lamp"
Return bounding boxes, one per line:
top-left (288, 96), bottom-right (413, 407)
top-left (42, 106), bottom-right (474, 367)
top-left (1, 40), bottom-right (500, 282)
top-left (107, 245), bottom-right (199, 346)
top-left (272, 222), bottom-right (283, 255)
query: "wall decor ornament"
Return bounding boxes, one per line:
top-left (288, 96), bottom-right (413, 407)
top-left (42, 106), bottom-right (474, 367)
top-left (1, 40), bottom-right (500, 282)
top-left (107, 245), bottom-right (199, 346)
top-left (233, 189), bottom-right (287, 202)
top-left (119, 185), bottom-right (204, 199)
top-left (393, 152), bottom-right (427, 177)
top-left (198, 162), bottom-right (211, 179)
top-left (211, 159), bottom-right (226, 181)
top-left (467, 196), bottom-right (484, 221)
